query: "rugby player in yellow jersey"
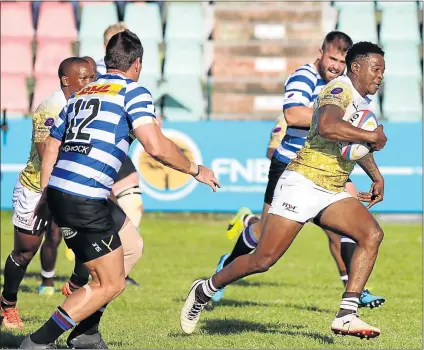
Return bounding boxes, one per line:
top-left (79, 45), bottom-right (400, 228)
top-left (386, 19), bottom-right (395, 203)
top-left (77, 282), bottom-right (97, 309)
top-left (0, 57), bottom-right (95, 329)
top-left (181, 42), bottom-right (387, 338)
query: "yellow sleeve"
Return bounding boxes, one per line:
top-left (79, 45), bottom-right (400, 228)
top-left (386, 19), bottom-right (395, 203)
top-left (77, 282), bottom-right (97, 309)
top-left (267, 115), bottom-right (287, 149)
top-left (32, 102), bottom-right (58, 144)
top-left (317, 81), bottom-right (353, 112)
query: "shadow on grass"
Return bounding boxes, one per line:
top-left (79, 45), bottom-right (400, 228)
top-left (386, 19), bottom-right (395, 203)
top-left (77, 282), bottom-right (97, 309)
top-left (23, 272), bottom-right (70, 282)
top-left (283, 303), bottom-right (333, 314)
top-left (0, 331), bottom-right (25, 349)
top-left (170, 318), bottom-right (334, 344)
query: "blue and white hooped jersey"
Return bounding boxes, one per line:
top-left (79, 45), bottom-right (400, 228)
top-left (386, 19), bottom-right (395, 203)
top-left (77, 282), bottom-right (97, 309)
top-left (274, 63), bottom-right (326, 164)
top-left (48, 74), bottom-right (156, 200)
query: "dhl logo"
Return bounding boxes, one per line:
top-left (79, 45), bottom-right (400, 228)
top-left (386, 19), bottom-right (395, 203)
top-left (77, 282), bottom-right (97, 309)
top-left (75, 83), bottom-right (122, 96)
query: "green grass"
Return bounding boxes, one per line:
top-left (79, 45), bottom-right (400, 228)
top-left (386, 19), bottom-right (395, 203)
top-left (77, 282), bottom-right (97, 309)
top-left (0, 210), bottom-right (422, 349)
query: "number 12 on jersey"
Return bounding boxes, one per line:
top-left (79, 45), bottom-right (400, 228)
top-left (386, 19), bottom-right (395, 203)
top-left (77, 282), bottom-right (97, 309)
top-left (65, 98), bottom-right (100, 143)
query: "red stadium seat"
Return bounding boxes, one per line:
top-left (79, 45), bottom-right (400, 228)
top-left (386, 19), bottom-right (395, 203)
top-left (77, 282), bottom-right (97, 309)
top-left (37, 2), bottom-right (77, 42)
top-left (34, 41), bottom-right (73, 77)
top-left (0, 2), bottom-right (34, 42)
top-left (0, 74), bottom-right (29, 114)
top-left (1, 40), bottom-right (33, 77)
top-left (32, 76), bottom-right (61, 112)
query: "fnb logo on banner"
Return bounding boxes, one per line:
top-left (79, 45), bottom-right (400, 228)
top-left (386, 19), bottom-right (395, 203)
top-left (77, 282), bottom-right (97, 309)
top-left (131, 129), bottom-right (203, 201)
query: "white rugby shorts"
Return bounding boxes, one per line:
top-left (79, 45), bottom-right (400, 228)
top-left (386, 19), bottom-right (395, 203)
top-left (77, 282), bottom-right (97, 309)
top-left (269, 170), bottom-right (352, 223)
top-left (12, 180), bottom-right (41, 231)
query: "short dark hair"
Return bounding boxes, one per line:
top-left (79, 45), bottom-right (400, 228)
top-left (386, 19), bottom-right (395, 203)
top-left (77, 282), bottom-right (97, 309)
top-left (321, 31), bottom-right (353, 53)
top-left (58, 57), bottom-right (88, 81)
top-left (346, 41), bottom-right (385, 72)
top-left (104, 29), bottom-right (143, 72)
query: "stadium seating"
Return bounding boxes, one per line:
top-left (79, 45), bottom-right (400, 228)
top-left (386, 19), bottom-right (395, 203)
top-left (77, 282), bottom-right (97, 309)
top-left (37, 2), bottom-right (77, 43)
top-left (79, 3), bottom-right (119, 41)
top-left (337, 6), bottom-right (378, 43)
top-left (141, 41), bottom-right (162, 79)
top-left (0, 2), bottom-right (34, 42)
top-left (165, 2), bottom-right (205, 43)
top-left (162, 76), bottom-right (204, 121)
top-left (383, 42), bottom-right (421, 82)
top-left (124, 2), bottom-right (163, 44)
top-left (1, 40), bottom-right (33, 77)
top-left (0, 74), bottom-right (29, 114)
top-left (164, 42), bottom-right (204, 78)
top-left (382, 78), bottom-right (422, 121)
top-left (138, 74), bottom-right (159, 104)
top-left (379, 3), bottom-right (421, 45)
top-left (32, 76), bottom-right (61, 112)
top-left (79, 40), bottom-right (105, 62)
top-left (34, 42), bottom-right (73, 77)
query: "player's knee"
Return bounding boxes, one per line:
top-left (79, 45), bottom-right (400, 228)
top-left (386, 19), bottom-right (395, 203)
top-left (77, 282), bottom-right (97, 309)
top-left (105, 275), bottom-right (126, 299)
top-left (364, 226), bottom-right (384, 248)
top-left (251, 254), bottom-right (274, 273)
top-left (12, 250), bottom-right (35, 267)
top-left (46, 228), bottom-right (62, 247)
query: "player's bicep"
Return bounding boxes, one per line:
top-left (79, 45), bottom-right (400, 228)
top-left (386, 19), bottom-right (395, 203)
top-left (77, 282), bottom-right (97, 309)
top-left (317, 104), bottom-right (345, 136)
top-left (125, 86), bottom-right (157, 130)
top-left (283, 75), bottom-right (314, 110)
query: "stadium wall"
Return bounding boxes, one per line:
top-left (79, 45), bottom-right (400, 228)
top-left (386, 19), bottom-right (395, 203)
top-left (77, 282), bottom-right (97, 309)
top-left (1, 120), bottom-right (422, 213)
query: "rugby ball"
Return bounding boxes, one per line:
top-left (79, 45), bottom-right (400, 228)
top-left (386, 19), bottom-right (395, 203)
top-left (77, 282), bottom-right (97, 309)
top-left (339, 110), bottom-right (378, 161)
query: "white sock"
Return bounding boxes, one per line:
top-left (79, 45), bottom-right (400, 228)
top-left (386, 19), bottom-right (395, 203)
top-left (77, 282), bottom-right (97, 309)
top-left (243, 214), bottom-right (255, 228)
top-left (41, 269), bottom-right (55, 279)
top-left (340, 297), bottom-right (359, 313)
top-left (201, 278), bottom-right (218, 297)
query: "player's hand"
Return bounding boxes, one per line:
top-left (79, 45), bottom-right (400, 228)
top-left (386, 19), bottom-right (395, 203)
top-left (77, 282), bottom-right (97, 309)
top-left (194, 165), bottom-right (221, 192)
top-left (358, 179), bottom-right (384, 209)
top-left (32, 193), bottom-right (51, 236)
top-left (370, 125), bottom-right (387, 151)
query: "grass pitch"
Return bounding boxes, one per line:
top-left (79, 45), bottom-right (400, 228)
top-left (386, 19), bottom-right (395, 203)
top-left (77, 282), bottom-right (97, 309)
top-left (0, 211), bottom-right (422, 349)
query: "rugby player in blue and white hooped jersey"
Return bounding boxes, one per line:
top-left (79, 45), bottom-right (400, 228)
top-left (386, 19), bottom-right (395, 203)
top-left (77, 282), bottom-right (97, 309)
top-left (211, 31), bottom-right (384, 309)
top-left (20, 30), bottom-right (220, 349)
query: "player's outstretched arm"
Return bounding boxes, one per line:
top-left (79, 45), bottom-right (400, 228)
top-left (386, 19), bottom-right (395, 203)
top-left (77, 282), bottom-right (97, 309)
top-left (318, 105), bottom-right (386, 148)
top-left (133, 123), bottom-right (220, 191)
top-left (357, 153), bottom-right (385, 208)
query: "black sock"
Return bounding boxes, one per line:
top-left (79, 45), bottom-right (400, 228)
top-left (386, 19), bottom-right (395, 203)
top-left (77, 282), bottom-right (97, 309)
top-left (31, 306), bottom-right (76, 344)
top-left (224, 226), bottom-right (257, 267)
top-left (1, 254), bottom-right (27, 308)
top-left (341, 240), bottom-right (356, 275)
top-left (69, 258), bottom-right (90, 290)
top-left (336, 291), bottom-right (361, 318)
top-left (69, 304), bottom-right (107, 338)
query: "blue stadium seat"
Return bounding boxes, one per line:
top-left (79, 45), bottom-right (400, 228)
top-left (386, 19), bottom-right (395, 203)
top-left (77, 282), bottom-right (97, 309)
top-left (382, 77), bottom-right (422, 121)
top-left (124, 2), bottom-right (163, 44)
top-left (138, 74), bottom-right (160, 104)
top-left (383, 42), bottom-right (421, 82)
top-left (163, 42), bottom-right (203, 78)
top-left (79, 3), bottom-right (118, 41)
top-left (164, 3), bottom-right (205, 43)
top-left (334, 1), bottom-right (375, 11)
top-left (379, 3), bottom-right (421, 45)
top-left (337, 6), bottom-right (378, 43)
top-left (162, 76), bottom-right (204, 121)
top-left (140, 41), bottom-right (162, 79)
top-left (79, 39), bottom-right (105, 61)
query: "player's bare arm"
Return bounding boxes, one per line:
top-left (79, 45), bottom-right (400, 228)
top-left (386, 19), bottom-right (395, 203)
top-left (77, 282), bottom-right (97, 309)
top-left (357, 153), bottom-right (385, 208)
top-left (133, 123), bottom-right (220, 191)
top-left (40, 136), bottom-right (61, 191)
top-left (284, 106), bottom-right (313, 127)
top-left (318, 104), bottom-right (387, 148)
